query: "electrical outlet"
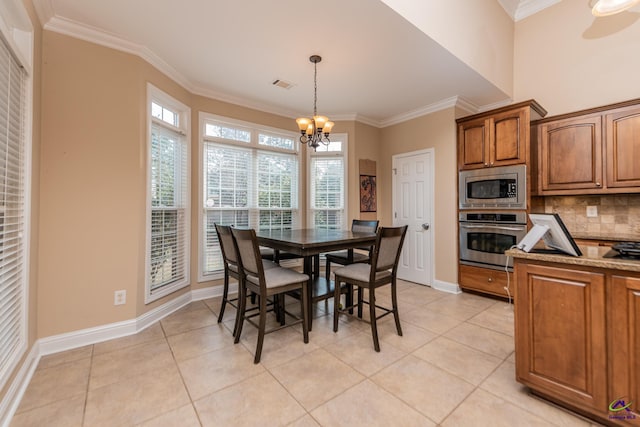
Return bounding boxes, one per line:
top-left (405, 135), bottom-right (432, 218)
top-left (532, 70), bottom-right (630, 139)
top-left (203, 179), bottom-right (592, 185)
top-left (114, 290), bottom-right (126, 306)
top-left (586, 206), bottom-right (598, 218)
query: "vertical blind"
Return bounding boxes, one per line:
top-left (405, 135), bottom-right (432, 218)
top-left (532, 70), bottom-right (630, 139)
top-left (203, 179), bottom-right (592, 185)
top-left (149, 123), bottom-right (188, 292)
top-left (0, 37), bottom-right (26, 387)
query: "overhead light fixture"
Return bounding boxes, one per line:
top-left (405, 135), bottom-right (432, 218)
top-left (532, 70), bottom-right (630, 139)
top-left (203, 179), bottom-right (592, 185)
top-left (592, 0), bottom-right (640, 16)
top-left (295, 55), bottom-right (334, 150)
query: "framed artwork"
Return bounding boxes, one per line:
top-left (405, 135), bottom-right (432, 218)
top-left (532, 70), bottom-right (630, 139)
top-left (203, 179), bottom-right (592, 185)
top-left (359, 175), bottom-right (377, 212)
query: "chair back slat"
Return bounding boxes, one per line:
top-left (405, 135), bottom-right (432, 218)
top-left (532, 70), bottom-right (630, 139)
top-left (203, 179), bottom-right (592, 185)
top-left (215, 224), bottom-right (238, 266)
top-left (231, 228), bottom-right (263, 280)
top-left (371, 226), bottom-right (408, 276)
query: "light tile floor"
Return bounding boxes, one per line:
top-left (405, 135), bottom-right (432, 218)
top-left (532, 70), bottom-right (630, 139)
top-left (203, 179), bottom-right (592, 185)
top-left (10, 281), bottom-right (604, 426)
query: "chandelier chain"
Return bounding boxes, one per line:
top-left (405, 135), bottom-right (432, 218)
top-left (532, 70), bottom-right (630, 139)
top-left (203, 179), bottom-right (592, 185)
top-left (313, 61), bottom-right (318, 117)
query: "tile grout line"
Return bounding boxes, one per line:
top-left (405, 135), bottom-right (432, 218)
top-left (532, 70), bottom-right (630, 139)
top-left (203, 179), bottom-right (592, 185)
top-left (80, 345), bottom-right (94, 427)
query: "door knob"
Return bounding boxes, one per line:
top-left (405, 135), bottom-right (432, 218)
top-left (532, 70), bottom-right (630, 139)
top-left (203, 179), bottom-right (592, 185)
top-left (421, 223), bottom-right (430, 230)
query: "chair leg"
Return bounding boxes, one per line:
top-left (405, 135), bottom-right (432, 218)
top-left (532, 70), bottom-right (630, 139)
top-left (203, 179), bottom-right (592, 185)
top-left (232, 281), bottom-right (241, 338)
top-left (234, 280), bottom-right (247, 344)
top-left (391, 279), bottom-right (403, 337)
top-left (301, 286), bottom-right (309, 343)
top-left (333, 278), bottom-right (341, 333)
top-left (357, 286), bottom-right (364, 318)
top-left (278, 294), bottom-right (286, 326)
top-left (254, 294), bottom-right (268, 364)
top-left (369, 287), bottom-right (380, 352)
top-left (325, 259), bottom-right (331, 282)
top-left (218, 270), bottom-right (229, 324)
top-left (347, 284), bottom-right (354, 314)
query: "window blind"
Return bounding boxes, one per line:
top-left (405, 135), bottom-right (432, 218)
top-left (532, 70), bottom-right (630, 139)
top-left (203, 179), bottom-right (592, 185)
top-left (149, 122), bottom-right (188, 292)
top-left (0, 36), bottom-right (26, 388)
top-left (201, 137), bottom-right (299, 277)
top-left (310, 156), bottom-right (345, 229)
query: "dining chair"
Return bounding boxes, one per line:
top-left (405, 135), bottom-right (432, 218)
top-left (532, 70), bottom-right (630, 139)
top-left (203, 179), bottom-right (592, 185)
top-left (214, 224), bottom-right (278, 337)
top-left (332, 225), bottom-right (408, 352)
top-left (325, 219), bottom-right (379, 281)
top-left (231, 227), bottom-right (309, 364)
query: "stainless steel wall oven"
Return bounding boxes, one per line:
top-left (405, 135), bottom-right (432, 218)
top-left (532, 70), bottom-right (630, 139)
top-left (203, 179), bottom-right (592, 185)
top-left (459, 211), bottom-right (527, 270)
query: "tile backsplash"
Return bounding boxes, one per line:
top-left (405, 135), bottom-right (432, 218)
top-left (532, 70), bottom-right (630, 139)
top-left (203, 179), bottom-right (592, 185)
top-left (541, 194), bottom-right (640, 238)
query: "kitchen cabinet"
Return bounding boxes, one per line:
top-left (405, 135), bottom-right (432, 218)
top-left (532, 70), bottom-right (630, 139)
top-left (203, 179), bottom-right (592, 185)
top-left (606, 105), bottom-right (640, 189)
top-left (608, 275), bottom-right (640, 424)
top-left (514, 262), bottom-right (608, 415)
top-left (534, 100), bottom-right (640, 195)
top-left (458, 264), bottom-right (511, 298)
top-left (537, 114), bottom-right (603, 192)
top-left (509, 248), bottom-right (640, 425)
top-left (457, 100), bottom-right (546, 170)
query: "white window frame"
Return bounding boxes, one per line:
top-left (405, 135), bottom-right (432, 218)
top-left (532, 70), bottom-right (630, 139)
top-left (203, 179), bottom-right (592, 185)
top-left (145, 84), bottom-right (191, 303)
top-left (198, 113), bottom-right (301, 282)
top-left (307, 134), bottom-right (348, 229)
top-left (0, 0), bottom-right (33, 392)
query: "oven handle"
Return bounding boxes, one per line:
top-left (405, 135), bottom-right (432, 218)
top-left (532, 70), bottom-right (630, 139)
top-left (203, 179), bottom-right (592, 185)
top-left (460, 224), bottom-right (527, 232)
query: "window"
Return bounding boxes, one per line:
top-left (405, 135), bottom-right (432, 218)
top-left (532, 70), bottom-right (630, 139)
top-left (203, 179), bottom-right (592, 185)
top-left (200, 114), bottom-right (299, 279)
top-left (308, 137), bottom-right (347, 229)
top-left (146, 85), bottom-right (190, 302)
top-left (0, 0), bottom-right (31, 391)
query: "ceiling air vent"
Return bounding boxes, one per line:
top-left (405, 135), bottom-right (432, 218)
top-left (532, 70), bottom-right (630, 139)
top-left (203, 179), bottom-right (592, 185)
top-left (272, 79), bottom-right (293, 90)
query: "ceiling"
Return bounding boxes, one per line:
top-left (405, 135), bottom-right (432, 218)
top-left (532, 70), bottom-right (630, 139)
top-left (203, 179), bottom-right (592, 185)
top-left (33, 0), bottom-right (557, 127)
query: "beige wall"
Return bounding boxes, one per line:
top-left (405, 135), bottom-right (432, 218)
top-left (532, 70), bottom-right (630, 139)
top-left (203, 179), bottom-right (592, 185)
top-left (381, 0), bottom-right (514, 98)
top-left (514, 0), bottom-right (640, 115)
top-left (379, 108), bottom-right (458, 285)
top-left (352, 122), bottom-right (381, 222)
top-left (38, 32), bottom-right (194, 336)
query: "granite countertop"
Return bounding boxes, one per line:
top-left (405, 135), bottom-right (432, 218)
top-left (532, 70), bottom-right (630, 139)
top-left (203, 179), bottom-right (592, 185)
top-left (505, 246), bottom-right (640, 272)
top-left (570, 231), bottom-right (640, 242)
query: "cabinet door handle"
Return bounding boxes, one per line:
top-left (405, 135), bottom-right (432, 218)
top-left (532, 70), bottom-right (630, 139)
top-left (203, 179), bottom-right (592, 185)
top-left (488, 277), bottom-right (493, 282)
top-left (595, 182), bottom-right (602, 187)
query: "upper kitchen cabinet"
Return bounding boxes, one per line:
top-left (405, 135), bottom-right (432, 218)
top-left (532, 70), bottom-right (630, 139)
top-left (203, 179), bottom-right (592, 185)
top-left (457, 100), bottom-right (547, 170)
top-left (606, 104), bottom-right (640, 189)
top-left (533, 100), bottom-right (640, 195)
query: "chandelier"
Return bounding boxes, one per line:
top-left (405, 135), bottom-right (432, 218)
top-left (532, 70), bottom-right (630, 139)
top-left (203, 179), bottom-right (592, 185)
top-left (296, 55), bottom-right (334, 150)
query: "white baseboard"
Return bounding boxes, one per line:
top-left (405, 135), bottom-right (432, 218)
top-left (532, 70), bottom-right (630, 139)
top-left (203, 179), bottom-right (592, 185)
top-left (0, 343), bottom-right (40, 427)
top-left (0, 284), bottom-right (224, 426)
top-left (432, 279), bottom-right (461, 294)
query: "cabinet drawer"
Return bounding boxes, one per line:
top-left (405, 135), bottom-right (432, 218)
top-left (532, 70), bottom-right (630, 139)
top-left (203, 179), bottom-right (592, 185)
top-left (459, 264), bottom-right (512, 298)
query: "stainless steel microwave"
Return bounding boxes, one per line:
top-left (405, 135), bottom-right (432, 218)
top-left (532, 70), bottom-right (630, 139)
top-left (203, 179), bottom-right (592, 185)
top-left (459, 165), bottom-right (526, 210)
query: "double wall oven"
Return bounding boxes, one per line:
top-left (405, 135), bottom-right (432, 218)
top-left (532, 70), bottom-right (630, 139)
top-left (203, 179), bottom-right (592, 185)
top-left (458, 165), bottom-right (527, 270)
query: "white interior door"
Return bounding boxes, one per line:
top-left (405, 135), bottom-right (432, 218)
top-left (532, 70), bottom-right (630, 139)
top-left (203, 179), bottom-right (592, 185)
top-left (392, 149), bottom-right (434, 285)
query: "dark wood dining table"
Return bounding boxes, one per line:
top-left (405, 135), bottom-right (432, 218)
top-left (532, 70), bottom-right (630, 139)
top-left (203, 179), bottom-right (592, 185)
top-left (256, 228), bottom-right (377, 330)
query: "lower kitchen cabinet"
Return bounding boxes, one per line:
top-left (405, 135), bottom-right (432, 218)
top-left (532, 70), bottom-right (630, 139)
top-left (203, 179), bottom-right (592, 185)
top-left (458, 264), bottom-right (512, 298)
top-left (513, 258), bottom-right (640, 425)
top-left (609, 275), bottom-right (640, 424)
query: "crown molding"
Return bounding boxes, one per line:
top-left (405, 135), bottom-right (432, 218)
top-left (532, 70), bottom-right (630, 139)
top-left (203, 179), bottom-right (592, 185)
top-left (32, 0), bottom-right (54, 27)
top-left (37, 11), bottom-right (509, 130)
top-left (514, 0), bottom-right (560, 21)
top-left (380, 96), bottom-right (463, 127)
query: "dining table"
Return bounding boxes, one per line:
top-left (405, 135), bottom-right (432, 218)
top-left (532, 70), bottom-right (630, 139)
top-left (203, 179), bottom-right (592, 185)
top-left (256, 228), bottom-right (377, 330)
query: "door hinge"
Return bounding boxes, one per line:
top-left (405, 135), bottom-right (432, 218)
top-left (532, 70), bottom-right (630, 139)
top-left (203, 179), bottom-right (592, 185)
top-left (394, 212), bottom-right (397, 218)
top-left (393, 168), bottom-right (397, 175)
